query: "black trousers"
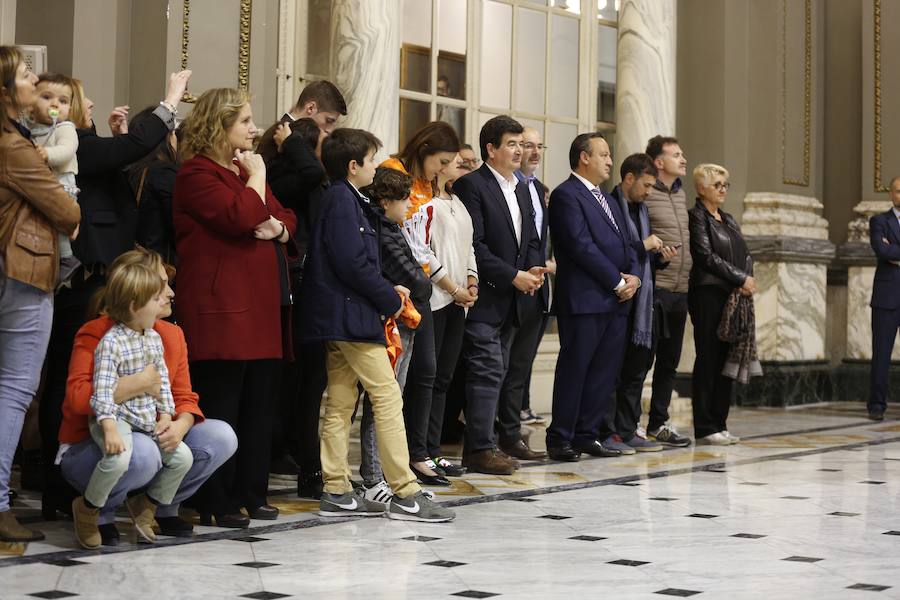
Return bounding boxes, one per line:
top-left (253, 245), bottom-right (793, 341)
top-left (689, 286), bottom-right (733, 438)
top-left (520, 315), bottom-right (549, 412)
top-left (462, 315), bottom-right (518, 453)
top-left (600, 318), bottom-right (654, 441)
top-left (430, 303), bottom-right (466, 457)
top-left (647, 288), bottom-right (688, 432)
top-left (273, 339), bottom-right (327, 476)
top-left (869, 305), bottom-right (900, 413)
top-left (403, 306), bottom-right (436, 462)
top-left (190, 359), bottom-right (281, 513)
top-left (497, 294), bottom-right (544, 444)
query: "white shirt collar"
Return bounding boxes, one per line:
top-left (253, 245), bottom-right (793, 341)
top-left (486, 163), bottom-right (517, 192)
top-left (572, 171), bottom-right (600, 193)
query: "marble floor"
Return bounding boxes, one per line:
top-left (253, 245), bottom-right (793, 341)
top-left (3, 402), bottom-right (900, 599)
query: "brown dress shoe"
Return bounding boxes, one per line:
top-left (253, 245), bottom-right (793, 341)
top-left (71, 496), bottom-right (100, 549)
top-left (0, 509), bottom-right (45, 543)
top-left (462, 449), bottom-right (517, 475)
top-left (125, 493), bottom-right (158, 543)
top-left (501, 439), bottom-right (548, 461)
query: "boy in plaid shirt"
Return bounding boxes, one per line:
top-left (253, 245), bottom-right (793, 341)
top-left (71, 263), bottom-right (193, 549)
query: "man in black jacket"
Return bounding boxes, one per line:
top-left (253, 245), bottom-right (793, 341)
top-left (454, 116), bottom-right (545, 475)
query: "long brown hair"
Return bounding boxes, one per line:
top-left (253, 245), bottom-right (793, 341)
top-left (0, 46), bottom-right (25, 130)
top-left (395, 121), bottom-right (460, 182)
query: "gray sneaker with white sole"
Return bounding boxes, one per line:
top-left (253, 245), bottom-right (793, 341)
top-left (319, 489), bottom-right (386, 517)
top-left (387, 491), bottom-right (456, 522)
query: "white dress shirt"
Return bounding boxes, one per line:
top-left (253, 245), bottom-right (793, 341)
top-left (486, 162), bottom-right (522, 244)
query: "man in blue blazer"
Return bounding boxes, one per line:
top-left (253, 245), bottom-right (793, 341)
top-left (454, 115), bottom-right (546, 474)
top-left (545, 133), bottom-right (641, 461)
top-left (868, 176), bottom-right (900, 420)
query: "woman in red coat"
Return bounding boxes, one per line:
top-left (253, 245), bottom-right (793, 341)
top-left (174, 88), bottom-right (296, 527)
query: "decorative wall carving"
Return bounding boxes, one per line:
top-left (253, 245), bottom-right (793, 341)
top-left (781, 0), bottom-right (811, 187)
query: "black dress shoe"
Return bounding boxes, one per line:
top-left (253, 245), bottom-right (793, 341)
top-left (156, 516), bottom-right (194, 537)
top-left (574, 440), bottom-right (623, 458)
top-left (199, 512), bottom-right (251, 528)
top-left (298, 471), bottom-right (324, 500)
top-left (411, 463), bottom-right (451, 486)
top-left (869, 411), bottom-right (885, 421)
top-left (434, 457), bottom-right (467, 477)
top-left (246, 505), bottom-right (279, 520)
top-left (547, 443), bottom-right (581, 462)
top-left (98, 523), bottom-right (120, 546)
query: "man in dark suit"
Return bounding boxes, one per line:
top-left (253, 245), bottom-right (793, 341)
top-left (868, 175), bottom-right (900, 421)
top-left (545, 133), bottom-right (641, 461)
top-left (497, 126), bottom-right (552, 457)
top-left (454, 116), bottom-right (546, 474)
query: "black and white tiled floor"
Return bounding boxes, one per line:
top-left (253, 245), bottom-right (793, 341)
top-left (3, 403), bottom-right (900, 599)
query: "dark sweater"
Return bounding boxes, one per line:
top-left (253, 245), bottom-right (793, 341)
top-left (367, 207), bottom-right (432, 310)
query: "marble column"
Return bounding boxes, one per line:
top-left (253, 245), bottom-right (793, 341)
top-left (615, 0), bottom-right (676, 160)
top-left (330, 0), bottom-right (400, 155)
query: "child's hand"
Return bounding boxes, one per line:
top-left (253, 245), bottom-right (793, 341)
top-left (35, 146), bottom-right (48, 163)
top-left (100, 420), bottom-right (126, 454)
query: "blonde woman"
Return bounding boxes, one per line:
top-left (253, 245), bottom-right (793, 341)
top-left (687, 163), bottom-right (754, 446)
top-left (174, 88), bottom-right (296, 527)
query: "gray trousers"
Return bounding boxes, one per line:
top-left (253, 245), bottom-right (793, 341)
top-left (85, 418), bottom-right (193, 507)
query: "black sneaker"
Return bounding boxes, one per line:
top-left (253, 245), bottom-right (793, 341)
top-left (298, 471), bottom-right (324, 500)
top-left (434, 457), bottom-right (466, 477)
top-left (648, 424), bottom-right (692, 447)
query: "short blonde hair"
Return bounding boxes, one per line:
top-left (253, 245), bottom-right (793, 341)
top-left (179, 87), bottom-right (250, 160)
top-left (103, 262), bottom-right (164, 325)
top-left (693, 163), bottom-right (730, 189)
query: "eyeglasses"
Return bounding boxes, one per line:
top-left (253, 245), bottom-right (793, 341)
top-left (712, 182), bottom-right (731, 191)
top-left (460, 158), bottom-right (480, 169)
top-left (523, 143), bottom-right (548, 151)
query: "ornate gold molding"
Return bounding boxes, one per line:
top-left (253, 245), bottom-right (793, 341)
top-left (238, 0), bottom-right (252, 91)
top-left (178, 0), bottom-right (253, 103)
top-left (781, 0), bottom-right (812, 187)
top-left (873, 0), bottom-right (888, 192)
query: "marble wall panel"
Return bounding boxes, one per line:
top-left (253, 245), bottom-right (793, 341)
top-left (754, 262), bottom-right (826, 361)
top-left (846, 266), bottom-right (900, 360)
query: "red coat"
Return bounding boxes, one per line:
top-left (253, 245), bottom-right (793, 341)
top-left (173, 155), bottom-right (297, 361)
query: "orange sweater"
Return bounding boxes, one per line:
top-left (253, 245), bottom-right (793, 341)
top-left (59, 316), bottom-right (205, 444)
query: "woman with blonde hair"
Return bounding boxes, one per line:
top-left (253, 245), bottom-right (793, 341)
top-left (687, 163), bottom-right (755, 446)
top-left (174, 88), bottom-right (296, 527)
top-left (0, 45), bottom-right (80, 542)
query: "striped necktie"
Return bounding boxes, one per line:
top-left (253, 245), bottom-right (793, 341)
top-left (590, 187), bottom-right (619, 233)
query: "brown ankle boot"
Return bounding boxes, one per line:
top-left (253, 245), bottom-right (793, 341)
top-left (71, 497), bottom-right (100, 549)
top-left (125, 494), bottom-right (157, 543)
top-left (0, 509), bottom-right (45, 542)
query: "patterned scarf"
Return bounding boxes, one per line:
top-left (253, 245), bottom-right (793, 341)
top-left (717, 290), bottom-right (763, 383)
top-left (617, 189), bottom-right (653, 348)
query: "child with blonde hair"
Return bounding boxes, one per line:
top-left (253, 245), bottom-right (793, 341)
top-left (70, 262), bottom-right (193, 549)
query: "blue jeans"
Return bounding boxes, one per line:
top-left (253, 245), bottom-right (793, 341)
top-left (60, 418), bottom-right (236, 523)
top-left (359, 325), bottom-right (415, 486)
top-left (0, 279), bottom-right (53, 512)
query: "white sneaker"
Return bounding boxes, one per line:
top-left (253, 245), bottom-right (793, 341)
top-left (721, 430), bottom-right (740, 444)
top-left (696, 432), bottom-right (731, 446)
top-left (362, 480), bottom-right (394, 505)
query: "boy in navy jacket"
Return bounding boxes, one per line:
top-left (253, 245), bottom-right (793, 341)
top-left (298, 129), bottom-right (454, 523)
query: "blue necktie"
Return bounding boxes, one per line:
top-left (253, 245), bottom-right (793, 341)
top-left (591, 188), bottom-right (619, 233)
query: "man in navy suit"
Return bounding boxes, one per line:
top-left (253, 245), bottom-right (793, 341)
top-left (545, 133), bottom-right (641, 461)
top-left (868, 176), bottom-right (900, 420)
top-left (454, 116), bottom-right (546, 474)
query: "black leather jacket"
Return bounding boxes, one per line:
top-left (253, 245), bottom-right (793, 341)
top-left (688, 200), bottom-right (752, 291)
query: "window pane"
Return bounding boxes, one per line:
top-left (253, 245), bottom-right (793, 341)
top-left (597, 0), bottom-right (617, 22)
top-left (437, 0), bottom-right (467, 100)
top-left (597, 24), bottom-right (616, 123)
top-left (306, 0), bottom-right (332, 76)
top-left (400, 98), bottom-right (431, 148)
top-left (545, 121), bottom-right (578, 188)
top-left (514, 8), bottom-right (547, 115)
top-left (480, 1), bottom-right (512, 109)
top-left (436, 104), bottom-right (466, 142)
top-left (401, 0), bottom-right (432, 93)
top-left (552, 0), bottom-right (581, 14)
top-left (549, 14), bottom-right (579, 118)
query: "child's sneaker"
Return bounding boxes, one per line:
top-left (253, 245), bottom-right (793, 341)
top-left (387, 491), bottom-right (455, 522)
top-left (362, 480), bottom-right (394, 506)
top-left (318, 489), bottom-right (386, 517)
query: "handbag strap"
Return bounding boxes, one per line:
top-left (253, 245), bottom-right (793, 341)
top-left (134, 167), bottom-right (149, 207)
